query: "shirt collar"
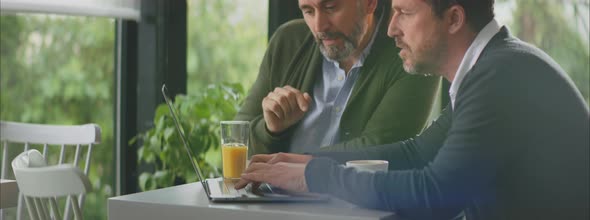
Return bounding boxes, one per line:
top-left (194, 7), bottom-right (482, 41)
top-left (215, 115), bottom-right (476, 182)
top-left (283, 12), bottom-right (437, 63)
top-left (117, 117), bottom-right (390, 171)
top-left (324, 12), bottom-right (383, 69)
top-left (449, 19), bottom-right (501, 109)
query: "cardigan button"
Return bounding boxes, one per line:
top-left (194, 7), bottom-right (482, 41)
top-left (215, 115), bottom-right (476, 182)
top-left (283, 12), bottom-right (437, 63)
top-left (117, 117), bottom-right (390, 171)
top-left (344, 132), bottom-right (350, 136)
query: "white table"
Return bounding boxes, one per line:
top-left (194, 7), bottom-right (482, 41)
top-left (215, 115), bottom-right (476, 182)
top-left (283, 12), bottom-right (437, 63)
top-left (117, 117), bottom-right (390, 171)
top-left (108, 182), bottom-right (399, 220)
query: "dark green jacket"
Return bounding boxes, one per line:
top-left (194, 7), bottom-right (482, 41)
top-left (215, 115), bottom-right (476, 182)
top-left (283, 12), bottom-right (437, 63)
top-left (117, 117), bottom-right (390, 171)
top-left (235, 19), bottom-right (440, 154)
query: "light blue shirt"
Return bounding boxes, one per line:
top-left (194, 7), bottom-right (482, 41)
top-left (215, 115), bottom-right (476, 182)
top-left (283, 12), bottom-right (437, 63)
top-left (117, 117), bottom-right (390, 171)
top-left (289, 19), bottom-right (381, 153)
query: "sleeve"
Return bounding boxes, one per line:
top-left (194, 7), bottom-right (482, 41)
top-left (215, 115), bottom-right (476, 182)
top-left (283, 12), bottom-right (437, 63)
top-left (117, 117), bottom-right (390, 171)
top-left (234, 20), bottom-right (314, 155)
top-left (311, 105), bottom-right (452, 171)
top-left (234, 33), bottom-right (291, 155)
top-left (305, 68), bottom-right (514, 219)
top-left (320, 74), bottom-right (441, 152)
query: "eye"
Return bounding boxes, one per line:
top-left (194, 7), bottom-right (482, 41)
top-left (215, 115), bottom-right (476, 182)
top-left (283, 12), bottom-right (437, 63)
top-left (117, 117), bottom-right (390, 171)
top-left (301, 8), bottom-right (314, 16)
top-left (324, 3), bottom-right (336, 12)
top-left (399, 9), bottom-right (412, 15)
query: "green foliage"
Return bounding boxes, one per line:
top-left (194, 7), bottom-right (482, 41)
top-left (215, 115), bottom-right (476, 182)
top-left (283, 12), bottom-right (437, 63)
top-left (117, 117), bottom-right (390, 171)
top-left (0, 14), bottom-right (115, 220)
top-left (186, 0), bottom-right (268, 93)
top-left (134, 83), bottom-right (245, 191)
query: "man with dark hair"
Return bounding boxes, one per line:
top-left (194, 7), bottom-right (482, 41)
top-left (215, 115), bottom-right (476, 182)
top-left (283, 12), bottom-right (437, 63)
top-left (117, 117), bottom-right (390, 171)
top-left (235, 0), bottom-right (440, 155)
top-left (426, 0), bottom-right (494, 32)
top-left (236, 0), bottom-right (590, 219)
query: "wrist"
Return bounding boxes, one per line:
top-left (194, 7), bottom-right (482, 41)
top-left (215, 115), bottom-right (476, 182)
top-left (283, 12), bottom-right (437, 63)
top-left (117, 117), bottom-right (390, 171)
top-left (265, 123), bottom-right (287, 137)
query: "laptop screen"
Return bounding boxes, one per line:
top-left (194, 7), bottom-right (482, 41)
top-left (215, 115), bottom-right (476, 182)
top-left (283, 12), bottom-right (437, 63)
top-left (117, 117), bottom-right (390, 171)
top-left (161, 84), bottom-right (210, 195)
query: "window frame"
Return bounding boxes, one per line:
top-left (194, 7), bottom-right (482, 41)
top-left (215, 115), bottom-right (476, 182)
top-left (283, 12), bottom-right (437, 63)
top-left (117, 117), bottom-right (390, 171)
top-left (115, 0), bottom-right (187, 195)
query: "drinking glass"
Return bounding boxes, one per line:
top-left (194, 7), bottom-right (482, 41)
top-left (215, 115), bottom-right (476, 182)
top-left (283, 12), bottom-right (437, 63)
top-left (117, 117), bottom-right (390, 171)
top-left (220, 121), bottom-right (249, 180)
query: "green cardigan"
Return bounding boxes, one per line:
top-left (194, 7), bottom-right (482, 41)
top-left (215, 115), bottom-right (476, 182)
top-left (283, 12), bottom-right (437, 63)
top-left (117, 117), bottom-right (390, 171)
top-left (235, 19), bottom-right (441, 154)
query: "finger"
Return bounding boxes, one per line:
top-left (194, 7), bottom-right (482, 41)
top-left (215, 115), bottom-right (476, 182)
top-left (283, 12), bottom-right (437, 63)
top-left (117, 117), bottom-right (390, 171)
top-left (266, 152), bottom-right (287, 164)
top-left (241, 172), bottom-right (267, 183)
top-left (249, 154), bottom-right (273, 164)
top-left (262, 95), bottom-right (284, 120)
top-left (267, 91), bottom-right (290, 118)
top-left (243, 162), bottom-right (271, 173)
top-left (234, 178), bottom-right (251, 189)
top-left (248, 154), bottom-right (273, 167)
top-left (284, 86), bottom-right (311, 112)
top-left (273, 87), bottom-right (294, 114)
top-left (303, 92), bottom-right (312, 103)
top-left (274, 88), bottom-right (298, 116)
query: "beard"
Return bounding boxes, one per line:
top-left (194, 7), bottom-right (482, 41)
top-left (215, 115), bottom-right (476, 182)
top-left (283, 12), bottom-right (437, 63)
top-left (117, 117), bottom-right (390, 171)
top-left (396, 34), bottom-right (448, 76)
top-left (316, 13), bottom-right (366, 61)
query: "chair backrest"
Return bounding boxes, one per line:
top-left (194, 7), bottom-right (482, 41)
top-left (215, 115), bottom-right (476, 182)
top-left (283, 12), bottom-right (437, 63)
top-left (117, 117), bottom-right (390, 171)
top-left (12, 150), bottom-right (92, 220)
top-left (0, 121), bottom-right (100, 220)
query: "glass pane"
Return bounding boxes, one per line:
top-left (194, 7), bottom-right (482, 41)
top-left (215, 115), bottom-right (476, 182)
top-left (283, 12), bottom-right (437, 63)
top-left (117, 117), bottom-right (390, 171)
top-left (0, 14), bottom-right (114, 220)
top-left (183, 0), bottom-right (268, 181)
top-left (187, 0), bottom-right (268, 93)
top-left (496, 0), bottom-right (590, 106)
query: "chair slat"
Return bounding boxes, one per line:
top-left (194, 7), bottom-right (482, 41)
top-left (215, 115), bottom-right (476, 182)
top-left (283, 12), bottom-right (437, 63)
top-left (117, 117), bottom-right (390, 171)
top-left (74, 144), bottom-right (81, 166)
top-left (17, 193), bottom-right (25, 220)
top-left (49, 197), bottom-right (61, 219)
top-left (33, 198), bottom-right (45, 220)
top-left (38, 198), bottom-right (51, 219)
top-left (42, 144), bottom-right (48, 158)
top-left (1, 141), bottom-right (7, 178)
top-left (59, 144), bottom-right (66, 165)
top-left (24, 197), bottom-right (36, 220)
top-left (69, 195), bottom-right (83, 220)
top-left (64, 195), bottom-right (72, 220)
top-left (84, 144), bottom-right (93, 175)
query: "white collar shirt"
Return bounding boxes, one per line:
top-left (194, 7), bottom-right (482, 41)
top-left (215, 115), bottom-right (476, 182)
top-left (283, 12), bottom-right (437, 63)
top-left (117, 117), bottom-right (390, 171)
top-left (449, 19), bottom-right (502, 109)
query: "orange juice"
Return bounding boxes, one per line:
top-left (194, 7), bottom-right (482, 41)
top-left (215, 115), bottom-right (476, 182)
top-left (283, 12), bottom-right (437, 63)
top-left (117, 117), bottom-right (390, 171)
top-left (221, 143), bottom-right (248, 179)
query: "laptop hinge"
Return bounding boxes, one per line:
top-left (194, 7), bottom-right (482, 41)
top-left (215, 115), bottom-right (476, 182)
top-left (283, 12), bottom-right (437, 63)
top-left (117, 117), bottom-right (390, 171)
top-left (203, 180), bottom-right (212, 197)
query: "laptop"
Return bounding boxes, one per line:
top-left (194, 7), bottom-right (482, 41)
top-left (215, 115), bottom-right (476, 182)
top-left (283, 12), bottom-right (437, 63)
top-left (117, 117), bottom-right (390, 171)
top-left (161, 84), bottom-right (330, 203)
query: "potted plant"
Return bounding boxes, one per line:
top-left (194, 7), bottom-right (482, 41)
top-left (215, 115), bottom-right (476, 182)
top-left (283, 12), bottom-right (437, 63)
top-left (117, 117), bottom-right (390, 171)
top-left (132, 83), bottom-right (245, 191)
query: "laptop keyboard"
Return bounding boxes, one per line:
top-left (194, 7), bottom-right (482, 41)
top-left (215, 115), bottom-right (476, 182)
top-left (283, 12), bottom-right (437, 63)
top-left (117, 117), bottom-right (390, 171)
top-left (219, 180), bottom-right (248, 196)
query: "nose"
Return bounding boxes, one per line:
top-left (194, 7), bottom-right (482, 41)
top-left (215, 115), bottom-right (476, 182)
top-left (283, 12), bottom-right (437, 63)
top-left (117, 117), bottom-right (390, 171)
top-left (387, 12), bottom-right (402, 38)
top-left (312, 12), bottom-right (330, 33)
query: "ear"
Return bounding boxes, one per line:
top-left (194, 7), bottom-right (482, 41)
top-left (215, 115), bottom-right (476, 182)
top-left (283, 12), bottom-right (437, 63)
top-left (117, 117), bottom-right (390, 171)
top-left (365, 0), bottom-right (378, 14)
top-left (446, 5), bottom-right (466, 34)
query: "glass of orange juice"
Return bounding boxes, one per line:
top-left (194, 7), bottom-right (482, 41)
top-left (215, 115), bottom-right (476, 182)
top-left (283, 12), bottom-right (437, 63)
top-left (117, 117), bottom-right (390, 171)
top-left (220, 121), bottom-right (249, 180)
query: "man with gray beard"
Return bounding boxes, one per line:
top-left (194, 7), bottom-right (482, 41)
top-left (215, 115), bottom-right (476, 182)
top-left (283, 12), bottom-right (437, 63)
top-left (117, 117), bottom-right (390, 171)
top-left (236, 0), bottom-right (440, 155)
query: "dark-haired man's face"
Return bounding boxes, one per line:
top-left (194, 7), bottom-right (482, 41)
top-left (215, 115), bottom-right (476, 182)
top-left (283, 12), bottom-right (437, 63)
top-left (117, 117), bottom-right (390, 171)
top-left (387, 0), bottom-right (448, 75)
top-left (299, 0), bottom-right (370, 61)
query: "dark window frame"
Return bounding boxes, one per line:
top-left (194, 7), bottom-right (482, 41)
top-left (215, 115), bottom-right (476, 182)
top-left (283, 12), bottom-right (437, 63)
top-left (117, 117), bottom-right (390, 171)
top-left (115, 0), bottom-right (187, 195)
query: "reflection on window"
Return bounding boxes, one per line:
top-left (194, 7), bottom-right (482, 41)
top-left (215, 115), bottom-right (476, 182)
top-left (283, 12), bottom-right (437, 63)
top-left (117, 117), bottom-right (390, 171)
top-left (0, 14), bottom-right (114, 220)
top-left (186, 0), bottom-right (268, 93)
top-left (496, 0), bottom-right (590, 105)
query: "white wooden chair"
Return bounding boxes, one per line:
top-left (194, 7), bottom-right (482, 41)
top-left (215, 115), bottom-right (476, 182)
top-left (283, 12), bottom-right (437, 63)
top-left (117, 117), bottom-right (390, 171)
top-left (0, 121), bottom-right (100, 220)
top-left (12, 150), bottom-right (91, 220)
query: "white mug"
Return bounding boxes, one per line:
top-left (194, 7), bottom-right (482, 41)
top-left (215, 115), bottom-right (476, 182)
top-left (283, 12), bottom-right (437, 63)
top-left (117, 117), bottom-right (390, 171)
top-left (345, 160), bottom-right (389, 173)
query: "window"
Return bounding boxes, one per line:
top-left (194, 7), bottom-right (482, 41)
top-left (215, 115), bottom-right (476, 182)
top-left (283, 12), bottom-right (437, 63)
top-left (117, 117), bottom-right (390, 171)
top-left (183, 0), bottom-right (269, 175)
top-left (495, 0), bottom-right (589, 105)
top-left (186, 0), bottom-right (269, 92)
top-left (0, 14), bottom-right (115, 219)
